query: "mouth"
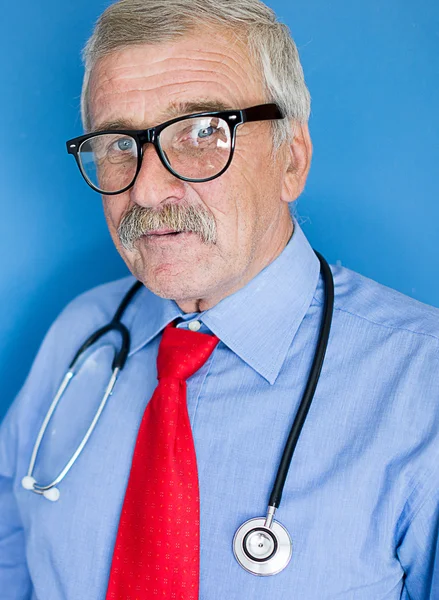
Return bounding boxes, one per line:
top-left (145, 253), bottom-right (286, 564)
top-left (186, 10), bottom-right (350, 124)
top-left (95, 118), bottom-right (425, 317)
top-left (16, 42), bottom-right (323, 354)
top-left (145, 229), bottom-right (184, 237)
top-left (138, 230), bottom-right (196, 246)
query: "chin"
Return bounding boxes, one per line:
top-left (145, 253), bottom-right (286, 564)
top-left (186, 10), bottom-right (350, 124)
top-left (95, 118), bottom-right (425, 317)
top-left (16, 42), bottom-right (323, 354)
top-left (137, 269), bottom-right (201, 301)
top-left (121, 242), bottom-right (220, 302)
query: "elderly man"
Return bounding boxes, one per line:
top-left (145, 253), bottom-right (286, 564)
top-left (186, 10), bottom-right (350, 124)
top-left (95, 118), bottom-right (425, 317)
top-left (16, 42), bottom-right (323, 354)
top-left (1, 0), bottom-right (438, 598)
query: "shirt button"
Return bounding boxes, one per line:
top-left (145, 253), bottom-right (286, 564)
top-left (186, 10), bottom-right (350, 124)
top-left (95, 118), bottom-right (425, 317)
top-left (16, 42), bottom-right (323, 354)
top-left (188, 320), bottom-right (201, 332)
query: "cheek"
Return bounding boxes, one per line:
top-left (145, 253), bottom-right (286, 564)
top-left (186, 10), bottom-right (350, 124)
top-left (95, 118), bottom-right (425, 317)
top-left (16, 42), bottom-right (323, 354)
top-left (194, 146), bottom-right (274, 235)
top-left (192, 125), bottom-right (273, 212)
top-left (194, 177), bottom-right (239, 229)
top-left (195, 176), bottom-right (259, 253)
top-left (102, 195), bottom-right (130, 233)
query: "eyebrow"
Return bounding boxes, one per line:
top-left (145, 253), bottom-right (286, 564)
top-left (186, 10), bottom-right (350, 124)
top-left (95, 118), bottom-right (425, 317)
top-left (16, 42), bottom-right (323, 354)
top-left (166, 99), bottom-right (232, 118)
top-left (93, 99), bottom-right (234, 133)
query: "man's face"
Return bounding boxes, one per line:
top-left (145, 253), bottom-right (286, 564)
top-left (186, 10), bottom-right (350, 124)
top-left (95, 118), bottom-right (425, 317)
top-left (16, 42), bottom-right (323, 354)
top-left (88, 29), bottom-right (311, 312)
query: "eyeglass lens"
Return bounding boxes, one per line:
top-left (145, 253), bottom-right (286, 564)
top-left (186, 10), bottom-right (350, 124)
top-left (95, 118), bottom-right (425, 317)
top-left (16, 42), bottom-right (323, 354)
top-left (78, 115), bottom-right (232, 193)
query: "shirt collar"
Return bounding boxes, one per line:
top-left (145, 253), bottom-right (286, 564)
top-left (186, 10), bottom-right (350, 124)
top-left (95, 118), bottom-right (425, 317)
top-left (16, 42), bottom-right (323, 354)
top-left (126, 216), bottom-right (320, 385)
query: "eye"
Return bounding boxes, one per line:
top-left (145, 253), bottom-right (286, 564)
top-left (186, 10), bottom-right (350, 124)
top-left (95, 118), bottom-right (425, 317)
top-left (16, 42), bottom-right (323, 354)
top-left (198, 126), bottom-right (215, 139)
top-left (106, 136), bottom-right (137, 161)
top-left (115, 138), bottom-right (135, 152)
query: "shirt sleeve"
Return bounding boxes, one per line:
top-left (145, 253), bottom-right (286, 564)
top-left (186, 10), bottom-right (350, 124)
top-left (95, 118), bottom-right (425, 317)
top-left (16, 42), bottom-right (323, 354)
top-left (0, 303), bottom-right (69, 599)
top-left (0, 397), bottom-right (32, 599)
top-left (0, 279), bottom-right (132, 600)
top-left (396, 465), bottom-right (439, 599)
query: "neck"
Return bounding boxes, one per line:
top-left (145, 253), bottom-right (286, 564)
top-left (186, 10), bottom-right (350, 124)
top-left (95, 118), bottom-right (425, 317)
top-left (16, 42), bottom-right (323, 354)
top-left (176, 218), bottom-right (294, 313)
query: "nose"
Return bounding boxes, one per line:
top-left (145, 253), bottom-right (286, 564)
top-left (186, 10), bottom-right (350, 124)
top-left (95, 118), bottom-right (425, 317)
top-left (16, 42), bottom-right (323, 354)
top-left (129, 142), bottom-right (186, 208)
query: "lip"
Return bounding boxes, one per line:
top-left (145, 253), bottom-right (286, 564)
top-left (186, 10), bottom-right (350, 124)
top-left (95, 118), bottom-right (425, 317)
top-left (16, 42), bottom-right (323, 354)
top-left (140, 231), bottom-right (194, 245)
top-left (146, 229), bottom-right (181, 236)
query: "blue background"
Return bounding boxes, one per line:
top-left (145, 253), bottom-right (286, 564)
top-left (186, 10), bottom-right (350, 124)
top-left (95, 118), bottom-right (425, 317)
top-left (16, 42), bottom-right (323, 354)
top-left (1, 0), bottom-right (438, 419)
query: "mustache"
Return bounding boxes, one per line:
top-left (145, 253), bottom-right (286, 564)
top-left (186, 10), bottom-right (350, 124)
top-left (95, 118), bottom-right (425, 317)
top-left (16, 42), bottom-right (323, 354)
top-left (117, 202), bottom-right (217, 251)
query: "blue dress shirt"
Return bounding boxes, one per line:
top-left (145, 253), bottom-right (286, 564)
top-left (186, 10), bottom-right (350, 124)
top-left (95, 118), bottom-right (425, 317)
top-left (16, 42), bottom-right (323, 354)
top-left (1, 218), bottom-right (439, 599)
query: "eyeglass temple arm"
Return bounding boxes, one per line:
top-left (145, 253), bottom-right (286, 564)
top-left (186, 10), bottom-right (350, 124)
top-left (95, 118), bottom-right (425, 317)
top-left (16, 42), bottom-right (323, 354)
top-left (240, 104), bottom-right (285, 123)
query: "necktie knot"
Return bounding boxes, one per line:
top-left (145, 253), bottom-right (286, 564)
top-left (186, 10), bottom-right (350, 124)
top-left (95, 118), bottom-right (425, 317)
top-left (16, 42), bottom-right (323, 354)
top-left (157, 321), bottom-right (219, 381)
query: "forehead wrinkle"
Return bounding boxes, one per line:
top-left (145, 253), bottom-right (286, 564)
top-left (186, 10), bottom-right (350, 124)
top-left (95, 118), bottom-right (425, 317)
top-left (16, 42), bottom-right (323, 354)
top-left (93, 78), bottom-right (243, 104)
top-left (89, 38), bottom-right (263, 130)
top-left (96, 58), bottom-right (253, 95)
top-left (100, 49), bottom-right (251, 76)
top-left (94, 63), bottom-right (252, 101)
top-left (92, 80), bottom-right (246, 130)
top-left (98, 67), bottom-right (246, 90)
top-left (147, 50), bottom-right (255, 84)
top-left (93, 40), bottom-right (258, 94)
top-left (92, 73), bottom-right (250, 118)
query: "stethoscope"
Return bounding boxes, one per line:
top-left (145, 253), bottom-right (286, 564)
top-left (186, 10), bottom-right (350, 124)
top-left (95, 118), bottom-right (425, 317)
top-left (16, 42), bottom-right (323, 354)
top-left (21, 250), bottom-right (334, 578)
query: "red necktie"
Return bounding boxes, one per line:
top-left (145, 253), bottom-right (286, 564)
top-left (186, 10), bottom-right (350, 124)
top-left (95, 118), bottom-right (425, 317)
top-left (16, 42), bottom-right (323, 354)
top-left (106, 321), bottom-right (219, 600)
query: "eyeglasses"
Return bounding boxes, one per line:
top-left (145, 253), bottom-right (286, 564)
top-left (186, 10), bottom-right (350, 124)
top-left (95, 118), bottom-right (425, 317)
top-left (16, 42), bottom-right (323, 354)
top-left (66, 103), bottom-right (284, 195)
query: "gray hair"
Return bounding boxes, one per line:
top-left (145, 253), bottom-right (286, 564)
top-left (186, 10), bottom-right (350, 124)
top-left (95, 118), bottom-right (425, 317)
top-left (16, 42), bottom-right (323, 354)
top-left (81, 0), bottom-right (311, 147)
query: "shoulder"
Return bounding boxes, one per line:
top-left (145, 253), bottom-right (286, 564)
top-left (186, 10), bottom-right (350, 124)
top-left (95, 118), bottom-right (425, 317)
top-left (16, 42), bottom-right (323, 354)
top-left (0, 275), bottom-right (141, 462)
top-left (16, 275), bottom-right (139, 408)
top-left (54, 274), bottom-right (138, 331)
top-left (317, 265), bottom-right (439, 523)
top-left (323, 264), bottom-right (439, 345)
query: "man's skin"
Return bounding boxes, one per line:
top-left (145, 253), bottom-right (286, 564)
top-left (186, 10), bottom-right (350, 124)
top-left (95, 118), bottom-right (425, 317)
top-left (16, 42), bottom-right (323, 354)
top-left (87, 27), bottom-right (313, 313)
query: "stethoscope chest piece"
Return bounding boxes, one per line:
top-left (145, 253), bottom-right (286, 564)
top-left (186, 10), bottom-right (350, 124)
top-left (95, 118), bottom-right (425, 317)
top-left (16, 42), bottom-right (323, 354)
top-left (233, 516), bottom-right (292, 576)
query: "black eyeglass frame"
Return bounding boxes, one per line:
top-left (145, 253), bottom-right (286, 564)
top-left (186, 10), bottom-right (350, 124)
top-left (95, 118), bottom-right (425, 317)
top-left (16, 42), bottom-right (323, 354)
top-left (66, 103), bottom-right (285, 195)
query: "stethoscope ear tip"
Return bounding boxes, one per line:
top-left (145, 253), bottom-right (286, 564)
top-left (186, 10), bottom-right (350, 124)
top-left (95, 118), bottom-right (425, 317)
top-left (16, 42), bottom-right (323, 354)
top-left (43, 487), bottom-right (60, 502)
top-left (21, 475), bottom-right (36, 490)
top-left (21, 476), bottom-right (60, 501)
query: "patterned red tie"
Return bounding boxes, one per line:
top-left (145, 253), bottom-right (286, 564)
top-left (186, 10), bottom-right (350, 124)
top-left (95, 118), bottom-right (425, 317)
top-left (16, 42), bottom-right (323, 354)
top-left (106, 321), bottom-right (219, 600)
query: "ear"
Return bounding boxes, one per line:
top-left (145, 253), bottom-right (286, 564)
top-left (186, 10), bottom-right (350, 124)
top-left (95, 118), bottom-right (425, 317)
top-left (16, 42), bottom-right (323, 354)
top-left (280, 121), bottom-right (313, 204)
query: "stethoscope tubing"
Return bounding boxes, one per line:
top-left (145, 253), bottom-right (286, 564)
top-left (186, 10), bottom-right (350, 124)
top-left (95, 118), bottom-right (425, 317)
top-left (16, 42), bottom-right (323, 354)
top-left (268, 250), bottom-right (334, 509)
top-left (233, 250), bottom-right (334, 575)
top-left (23, 247), bottom-right (334, 577)
top-left (23, 281), bottom-right (143, 496)
top-left (23, 249), bottom-right (333, 529)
